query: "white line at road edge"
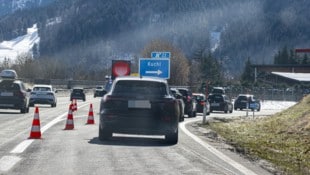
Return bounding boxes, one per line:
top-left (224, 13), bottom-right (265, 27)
top-left (180, 119), bottom-right (258, 175)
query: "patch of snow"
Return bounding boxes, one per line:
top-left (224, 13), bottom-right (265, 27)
top-left (210, 31), bottom-right (221, 52)
top-left (0, 24), bottom-right (40, 62)
top-left (261, 100), bottom-right (296, 110)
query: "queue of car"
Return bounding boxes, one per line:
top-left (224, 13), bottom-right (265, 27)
top-left (1, 69), bottom-right (262, 145)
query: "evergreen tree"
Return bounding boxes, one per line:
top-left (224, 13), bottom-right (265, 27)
top-left (241, 57), bottom-right (254, 87)
top-left (200, 52), bottom-right (222, 86)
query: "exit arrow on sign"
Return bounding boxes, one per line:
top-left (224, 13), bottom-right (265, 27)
top-left (145, 70), bottom-right (162, 75)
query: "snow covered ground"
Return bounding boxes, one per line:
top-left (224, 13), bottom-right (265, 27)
top-left (0, 24), bottom-right (39, 62)
top-left (260, 100), bottom-right (296, 110)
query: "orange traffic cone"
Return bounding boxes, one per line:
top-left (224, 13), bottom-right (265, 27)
top-left (64, 105), bottom-right (74, 130)
top-left (86, 103), bottom-right (95, 124)
top-left (29, 106), bottom-right (41, 139)
top-left (72, 99), bottom-right (77, 112)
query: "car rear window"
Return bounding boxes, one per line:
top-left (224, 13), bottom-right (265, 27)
top-left (208, 95), bottom-right (224, 102)
top-left (194, 95), bottom-right (205, 100)
top-left (238, 96), bottom-right (248, 101)
top-left (33, 87), bottom-right (51, 91)
top-left (73, 89), bottom-right (83, 93)
top-left (113, 80), bottom-right (167, 96)
top-left (177, 89), bottom-right (190, 96)
top-left (0, 81), bottom-right (20, 91)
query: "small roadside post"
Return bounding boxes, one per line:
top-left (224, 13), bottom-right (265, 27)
top-left (246, 102), bottom-right (249, 117)
top-left (202, 81), bottom-right (209, 124)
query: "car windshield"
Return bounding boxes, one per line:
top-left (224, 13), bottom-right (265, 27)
top-left (113, 80), bottom-right (167, 96)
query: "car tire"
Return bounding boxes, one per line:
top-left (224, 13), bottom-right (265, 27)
top-left (51, 103), bottom-right (56, 107)
top-left (99, 126), bottom-right (112, 141)
top-left (20, 107), bottom-right (27, 113)
top-left (188, 111), bottom-right (193, 117)
top-left (165, 129), bottom-right (178, 144)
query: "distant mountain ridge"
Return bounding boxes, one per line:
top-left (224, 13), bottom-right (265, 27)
top-left (0, 0), bottom-right (54, 16)
top-left (0, 0), bottom-right (309, 77)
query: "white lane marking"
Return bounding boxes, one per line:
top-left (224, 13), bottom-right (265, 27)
top-left (0, 156), bottom-right (21, 171)
top-left (180, 118), bottom-right (258, 175)
top-left (10, 103), bottom-right (89, 154)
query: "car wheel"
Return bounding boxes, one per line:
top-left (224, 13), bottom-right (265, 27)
top-left (179, 114), bottom-right (184, 122)
top-left (20, 107), bottom-right (27, 113)
top-left (224, 106), bottom-right (228, 113)
top-left (193, 111), bottom-right (197, 117)
top-left (188, 111), bottom-right (193, 117)
top-left (99, 126), bottom-right (112, 141)
top-left (165, 129), bottom-right (178, 144)
top-left (51, 103), bottom-right (56, 107)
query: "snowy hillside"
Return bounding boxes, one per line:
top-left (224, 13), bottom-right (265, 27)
top-left (0, 24), bottom-right (39, 62)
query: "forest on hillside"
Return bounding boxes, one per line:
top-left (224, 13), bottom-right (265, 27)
top-left (0, 0), bottom-right (310, 78)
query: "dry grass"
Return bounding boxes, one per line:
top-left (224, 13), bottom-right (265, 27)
top-left (203, 95), bottom-right (310, 175)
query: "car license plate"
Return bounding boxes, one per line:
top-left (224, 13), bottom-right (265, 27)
top-left (211, 103), bottom-right (220, 107)
top-left (0, 92), bottom-right (13, 96)
top-left (128, 100), bottom-right (151, 109)
top-left (0, 104), bottom-right (14, 107)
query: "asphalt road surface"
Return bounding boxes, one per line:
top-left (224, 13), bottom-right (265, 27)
top-left (0, 95), bottom-right (295, 175)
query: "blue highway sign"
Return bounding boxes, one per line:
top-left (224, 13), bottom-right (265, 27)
top-left (139, 58), bottom-right (170, 79)
top-left (151, 52), bottom-right (171, 58)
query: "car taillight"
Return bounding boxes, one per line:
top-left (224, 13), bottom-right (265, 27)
top-left (200, 101), bottom-right (205, 105)
top-left (103, 95), bottom-right (127, 103)
top-left (187, 96), bottom-right (191, 102)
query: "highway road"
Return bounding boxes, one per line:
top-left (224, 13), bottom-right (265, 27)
top-left (0, 94), bottom-right (295, 175)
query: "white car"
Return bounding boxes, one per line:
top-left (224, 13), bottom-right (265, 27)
top-left (29, 84), bottom-right (57, 107)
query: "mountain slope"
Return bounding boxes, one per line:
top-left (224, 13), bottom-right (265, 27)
top-left (0, 0), bottom-right (309, 77)
top-left (0, 0), bottom-right (55, 16)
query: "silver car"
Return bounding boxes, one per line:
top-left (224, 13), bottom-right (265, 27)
top-left (29, 84), bottom-right (57, 107)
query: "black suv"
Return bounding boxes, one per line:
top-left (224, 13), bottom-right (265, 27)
top-left (208, 94), bottom-right (233, 113)
top-left (0, 79), bottom-right (30, 113)
top-left (70, 87), bottom-right (86, 101)
top-left (234, 94), bottom-right (261, 111)
top-left (177, 88), bottom-right (196, 117)
top-left (94, 86), bottom-right (107, 98)
top-left (99, 76), bottom-right (179, 144)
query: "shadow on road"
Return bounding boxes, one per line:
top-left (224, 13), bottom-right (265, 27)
top-left (88, 136), bottom-right (176, 147)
